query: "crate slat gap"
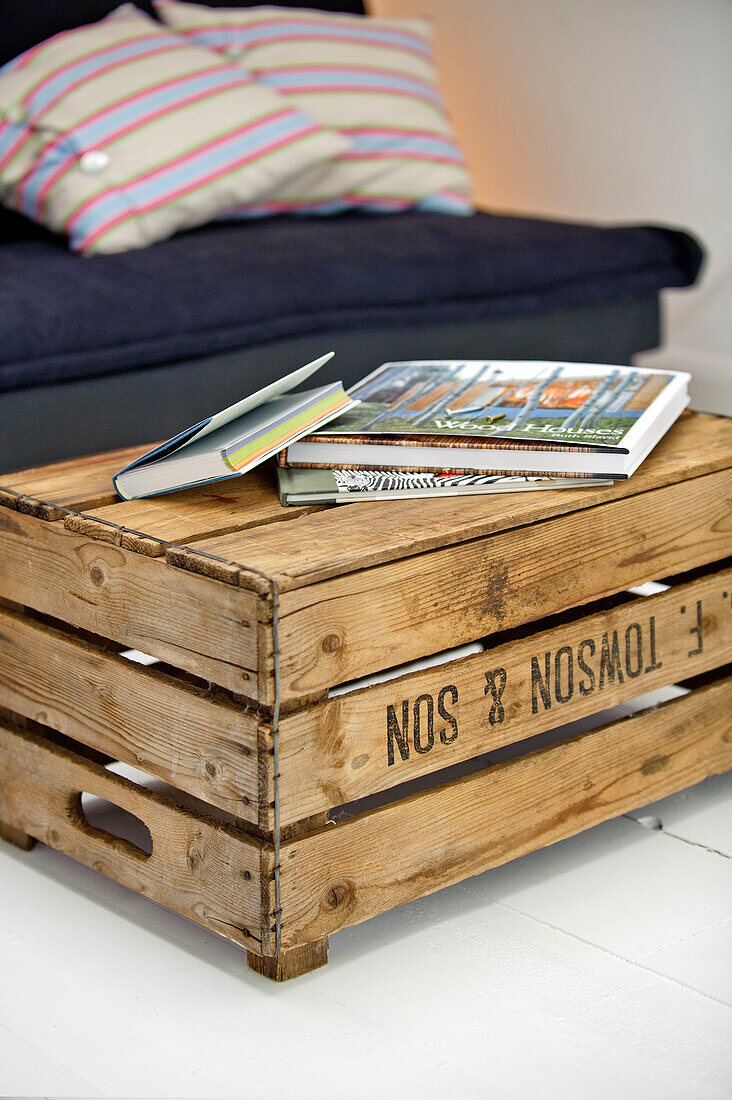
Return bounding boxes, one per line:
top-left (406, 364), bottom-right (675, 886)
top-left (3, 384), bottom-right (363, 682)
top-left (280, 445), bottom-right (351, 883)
top-left (0, 601), bottom-right (264, 822)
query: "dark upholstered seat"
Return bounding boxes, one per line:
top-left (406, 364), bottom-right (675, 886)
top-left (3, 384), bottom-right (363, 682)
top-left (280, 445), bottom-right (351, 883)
top-left (0, 208), bottom-right (701, 393)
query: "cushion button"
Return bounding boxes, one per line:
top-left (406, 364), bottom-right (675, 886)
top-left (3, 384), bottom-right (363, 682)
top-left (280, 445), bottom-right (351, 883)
top-left (79, 150), bottom-right (110, 173)
top-left (5, 104), bottom-right (27, 124)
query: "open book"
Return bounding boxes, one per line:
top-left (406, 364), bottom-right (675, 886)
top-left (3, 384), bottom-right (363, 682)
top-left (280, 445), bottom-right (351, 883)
top-left (113, 353), bottom-right (355, 500)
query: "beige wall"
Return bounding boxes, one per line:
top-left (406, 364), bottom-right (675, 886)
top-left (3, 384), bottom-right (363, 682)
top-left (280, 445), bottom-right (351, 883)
top-left (371, 0), bottom-right (732, 412)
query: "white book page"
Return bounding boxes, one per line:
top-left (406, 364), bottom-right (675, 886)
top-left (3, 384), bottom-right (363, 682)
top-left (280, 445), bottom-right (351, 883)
top-left (166, 384), bottom-right (340, 462)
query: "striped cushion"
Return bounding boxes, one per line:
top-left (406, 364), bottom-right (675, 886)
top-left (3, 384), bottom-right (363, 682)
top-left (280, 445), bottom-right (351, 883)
top-left (0, 4), bottom-right (346, 253)
top-left (155, 2), bottom-right (474, 216)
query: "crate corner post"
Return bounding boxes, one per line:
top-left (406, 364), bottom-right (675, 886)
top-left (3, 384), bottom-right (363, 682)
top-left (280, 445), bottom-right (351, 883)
top-left (247, 936), bottom-right (330, 982)
top-left (0, 818), bottom-right (36, 851)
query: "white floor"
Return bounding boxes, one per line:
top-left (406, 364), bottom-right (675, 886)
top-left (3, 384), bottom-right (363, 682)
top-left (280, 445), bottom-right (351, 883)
top-left (1, 770), bottom-right (730, 1099)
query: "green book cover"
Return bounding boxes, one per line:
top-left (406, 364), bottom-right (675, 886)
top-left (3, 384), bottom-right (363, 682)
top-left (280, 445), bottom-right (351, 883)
top-left (277, 466), bottom-right (612, 505)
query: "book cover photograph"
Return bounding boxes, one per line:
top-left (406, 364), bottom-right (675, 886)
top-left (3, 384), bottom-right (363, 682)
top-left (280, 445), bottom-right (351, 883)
top-left (325, 360), bottom-right (679, 449)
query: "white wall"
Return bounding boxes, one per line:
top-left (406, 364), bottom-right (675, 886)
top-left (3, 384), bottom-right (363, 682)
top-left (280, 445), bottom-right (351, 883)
top-left (371, 0), bottom-right (732, 412)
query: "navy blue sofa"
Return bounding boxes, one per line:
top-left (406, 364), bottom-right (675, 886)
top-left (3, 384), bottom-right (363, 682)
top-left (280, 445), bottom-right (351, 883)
top-left (0, 0), bottom-right (703, 471)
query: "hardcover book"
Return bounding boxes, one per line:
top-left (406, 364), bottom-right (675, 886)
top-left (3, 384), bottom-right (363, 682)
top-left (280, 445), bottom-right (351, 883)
top-left (280, 360), bottom-right (690, 479)
top-left (113, 353), bottom-right (355, 500)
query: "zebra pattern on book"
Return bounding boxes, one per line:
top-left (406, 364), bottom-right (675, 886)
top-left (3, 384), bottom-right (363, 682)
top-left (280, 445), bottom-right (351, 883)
top-left (331, 470), bottom-right (547, 492)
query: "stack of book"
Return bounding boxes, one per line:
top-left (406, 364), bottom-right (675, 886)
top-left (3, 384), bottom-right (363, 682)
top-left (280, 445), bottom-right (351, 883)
top-left (275, 359), bottom-right (691, 505)
top-left (111, 356), bottom-right (690, 505)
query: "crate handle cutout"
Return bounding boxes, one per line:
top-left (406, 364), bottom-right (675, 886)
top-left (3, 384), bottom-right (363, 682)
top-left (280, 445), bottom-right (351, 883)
top-left (69, 792), bottom-right (153, 860)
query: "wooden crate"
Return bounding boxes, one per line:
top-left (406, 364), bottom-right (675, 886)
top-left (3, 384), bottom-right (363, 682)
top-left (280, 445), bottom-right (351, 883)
top-left (1, 410), bottom-right (731, 980)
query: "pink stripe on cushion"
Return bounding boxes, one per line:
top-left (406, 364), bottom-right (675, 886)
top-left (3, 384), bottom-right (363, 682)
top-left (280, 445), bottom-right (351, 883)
top-left (252, 31), bottom-right (429, 61)
top-left (340, 150), bottom-right (466, 165)
top-left (252, 65), bottom-right (443, 108)
top-left (257, 80), bottom-right (441, 107)
top-left (260, 63), bottom-right (437, 86)
top-left (344, 127), bottom-right (455, 140)
top-left (172, 24), bottom-right (432, 62)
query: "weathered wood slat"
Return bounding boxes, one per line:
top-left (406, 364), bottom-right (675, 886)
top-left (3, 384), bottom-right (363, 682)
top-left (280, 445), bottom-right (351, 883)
top-left (0, 443), bottom-right (151, 518)
top-left (275, 674), bottom-right (732, 947)
top-left (0, 716), bottom-right (264, 949)
top-left (273, 565), bottom-right (732, 826)
top-left (269, 468), bottom-right (732, 702)
top-left (0, 604), bottom-right (260, 821)
top-left (63, 466), bottom-right (319, 557)
top-left (167, 413), bottom-right (732, 589)
top-left (0, 507), bottom-right (262, 695)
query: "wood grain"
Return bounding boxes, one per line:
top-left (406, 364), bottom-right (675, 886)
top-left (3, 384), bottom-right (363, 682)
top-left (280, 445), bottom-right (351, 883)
top-left (273, 565), bottom-right (732, 826)
top-left (0, 603), bottom-right (261, 821)
top-left (168, 413), bottom-right (732, 590)
top-left (269, 468), bottom-right (732, 702)
top-left (63, 465), bottom-right (320, 557)
top-left (0, 443), bottom-right (152, 518)
top-left (0, 506), bottom-right (262, 695)
top-left (275, 674), bottom-right (732, 947)
top-left (0, 715), bottom-right (264, 949)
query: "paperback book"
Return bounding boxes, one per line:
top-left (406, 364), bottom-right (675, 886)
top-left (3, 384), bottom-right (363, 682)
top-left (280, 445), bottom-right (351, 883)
top-left (114, 353), bottom-right (355, 500)
top-left (277, 467), bottom-right (613, 506)
top-left (280, 360), bottom-right (690, 479)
